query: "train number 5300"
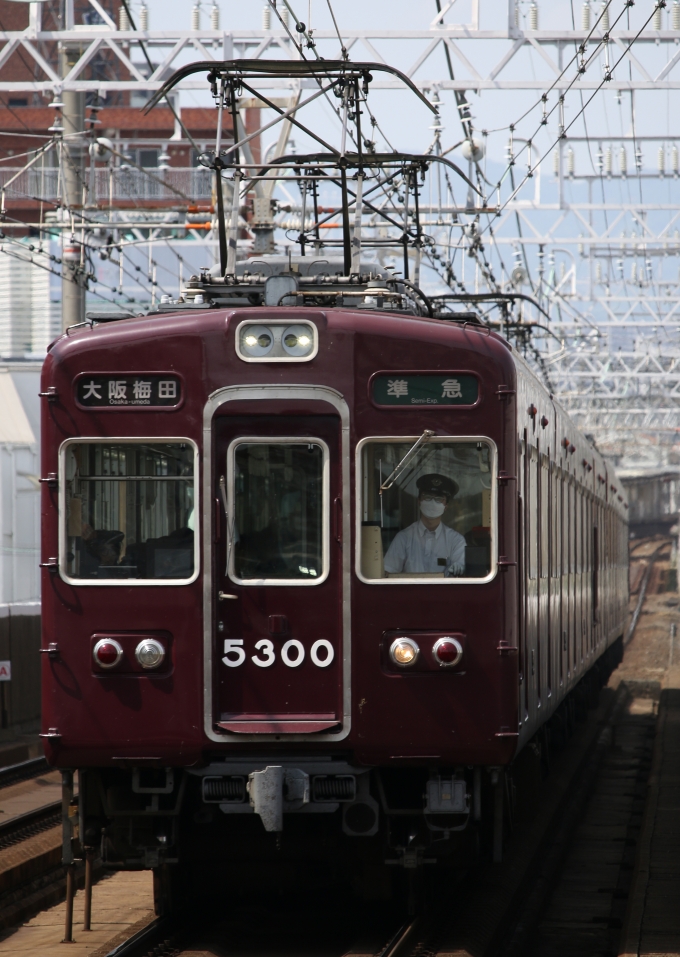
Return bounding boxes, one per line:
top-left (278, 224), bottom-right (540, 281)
top-left (222, 638), bottom-right (335, 669)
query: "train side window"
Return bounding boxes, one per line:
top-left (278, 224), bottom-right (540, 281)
top-left (551, 464), bottom-right (559, 578)
top-left (540, 453), bottom-right (549, 579)
top-left (228, 439), bottom-right (328, 585)
top-left (528, 445), bottom-right (538, 579)
top-left (356, 437), bottom-right (496, 583)
top-left (60, 440), bottom-right (197, 584)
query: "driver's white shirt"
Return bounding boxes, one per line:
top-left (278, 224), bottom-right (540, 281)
top-left (383, 519), bottom-right (466, 575)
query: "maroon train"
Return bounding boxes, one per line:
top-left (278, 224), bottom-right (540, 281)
top-left (40, 273), bottom-right (628, 905)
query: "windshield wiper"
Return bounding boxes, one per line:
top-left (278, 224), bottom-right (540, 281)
top-left (379, 430), bottom-right (436, 494)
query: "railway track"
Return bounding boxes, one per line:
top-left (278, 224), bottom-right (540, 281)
top-left (0, 756), bottom-right (76, 932)
top-left (100, 914), bottom-right (422, 957)
top-left (0, 756), bottom-right (49, 791)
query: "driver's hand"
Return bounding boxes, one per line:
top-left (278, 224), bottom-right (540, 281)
top-left (449, 562), bottom-right (465, 576)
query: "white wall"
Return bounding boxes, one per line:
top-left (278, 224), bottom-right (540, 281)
top-left (0, 246), bottom-right (60, 359)
top-left (0, 366), bottom-right (41, 604)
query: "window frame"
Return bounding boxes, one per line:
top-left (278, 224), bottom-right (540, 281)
top-left (226, 435), bottom-right (330, 587)
top-left (354, 434), bottom-right (498, 586)
top-left (58, 436), bottom-right (200, 587)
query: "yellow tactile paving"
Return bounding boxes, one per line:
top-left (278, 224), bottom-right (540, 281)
top-left (0, 870), bottom-right (154, 956)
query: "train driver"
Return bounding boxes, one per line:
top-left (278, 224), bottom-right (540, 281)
top-left (383, 473), bottom-right (466, 577)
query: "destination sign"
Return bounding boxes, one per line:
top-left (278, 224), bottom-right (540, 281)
top-left (372, 374), bottom-right (479, 407)
top-left (76, 375), bottom-right (182, 409)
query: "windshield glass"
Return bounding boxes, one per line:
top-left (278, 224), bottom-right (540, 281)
top-left (63, 442), bottom-right (195, 581)
top-left (359, 439), bottom-right (494, 581)
top-left (232, 441), bottom-right (326, 583)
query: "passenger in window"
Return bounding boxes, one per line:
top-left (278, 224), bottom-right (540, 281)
top-left (383, 474), bottom-right (466, 576)
top-left (81, 526), bottom-right (124, 566)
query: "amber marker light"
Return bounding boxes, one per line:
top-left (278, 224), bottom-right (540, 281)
top-left (433, 637), bottom-right (463, 668)
top-left (389, 637), bottom-right (419, 667)
top-left (93, 638), bottom-right (123, 670)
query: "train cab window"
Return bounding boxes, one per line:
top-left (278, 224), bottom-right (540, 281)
top-left (228, 439), bottom-right (328, 585)
top-left (61, 440), bottom-right (197, 584)
top-left (357, 437), bottom-right (496, 583)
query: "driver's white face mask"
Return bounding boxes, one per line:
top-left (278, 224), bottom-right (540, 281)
top-left (420, 499), bottom-right (445, 519)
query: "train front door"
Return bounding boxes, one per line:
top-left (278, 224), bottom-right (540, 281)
top-left (212, 413), bottom-right (345, 736)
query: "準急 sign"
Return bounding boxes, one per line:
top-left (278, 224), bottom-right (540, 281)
top-left (372, 374), bottom-right (479, 407)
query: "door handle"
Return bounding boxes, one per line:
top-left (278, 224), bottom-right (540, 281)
top-left (218, 592), bottom-right (238, 601)
top-left (218, 475), bottom-right (234, 575)
top-left (334, 497), bottom-right (342, 545)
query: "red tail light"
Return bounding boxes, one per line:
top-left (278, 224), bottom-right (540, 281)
top-left (432, 637), bottom-right (463, 667)
top-left (93, 638), bottom-right (123, 669)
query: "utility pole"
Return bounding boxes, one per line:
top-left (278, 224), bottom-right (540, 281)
top-left (60, 45), bottom-right (86, 331)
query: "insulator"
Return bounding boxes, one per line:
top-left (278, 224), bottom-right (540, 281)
top-left (596, 146), bottom-right (603, 173)
top-left (559, 262), bottom-right (566, 280)
top-left (211, 3), bottom-right (219, 29)
top-left (582, 2), bottom-right (591, 31)
top-left (139, 2), bottom-right (148, 30)
top-left (646, 258), bottom-right (653, 278)
top-left (281, 7), bottom-right (289, 27)
top-left (567, 146), bottom-right (575, 176)
top-left (658, 145), bottom-right (666, 177)
top-left (672, 144), bottom-right (679, 175)
top-left (600, 1), bottom-right (609, 30)
top-left (619, 145), bottom-right (627, 176)
top-left (653, 5), bottom-right (662, 29)
top-left (635, 146), bottom-right (643, 172)
top-left (604, 147), bottom-right (612, 176)
top-left (191, 2), bottom-right (200, 30)
top-left (673, 0), bottom-right (680, 30)
top-left (616, 258), bottom-right (623, 277)
top-left (595, 261), bottom-right (602, 283)
top-left (118, 5), bottom-right (130, 30)
top-left (262, 5), bottom-right (271, 29)
top-left (553, 150), bottom-right (560, 176)
top-left (515, 2), bottom-right (520, 27)
top-left (631, 261), bottom-right (637, 282)
top-left (529, 2), bottom-right (539, 30)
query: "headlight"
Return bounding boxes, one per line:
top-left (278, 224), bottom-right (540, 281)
top-left (240, 324), bottom-right (274, 357)
top-left (389, 637), bottom-right (419, 667)
top-left (282, 324), bottom-right (314, 357)
top-left (135, 638), bottom-right (165, 670)
top-left (236, 320), bottom-right (318, 362)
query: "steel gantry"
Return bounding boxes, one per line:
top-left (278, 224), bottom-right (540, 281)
top-left (1, 0), bottom-right (680, 464)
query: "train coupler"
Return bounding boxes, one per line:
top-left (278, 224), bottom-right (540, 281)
top-left (247, 766), bottom-right (310, 832)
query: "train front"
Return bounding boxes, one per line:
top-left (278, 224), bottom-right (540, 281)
top-left (40, 290), bottom-right (519, 902)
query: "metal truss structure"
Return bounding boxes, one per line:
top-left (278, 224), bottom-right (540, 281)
top-left (2, 0), bottom-right (680, 466)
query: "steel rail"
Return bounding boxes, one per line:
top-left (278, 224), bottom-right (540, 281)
top-left (0, 756), bottom-right (49, 790)
top-left (0, 801), bottom-right (61, 850)
top-left (103, 917), bottom-right (172, 957)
